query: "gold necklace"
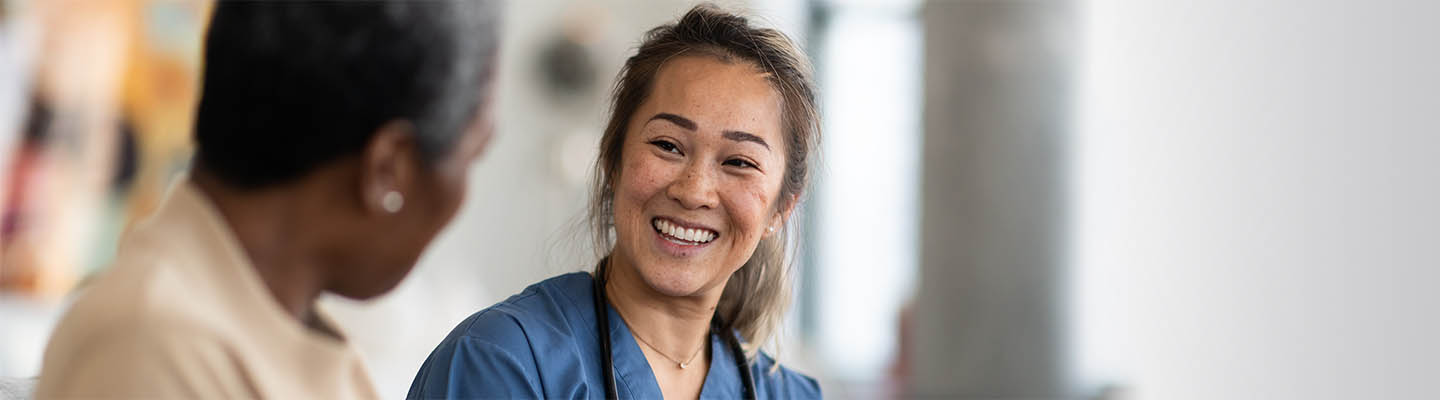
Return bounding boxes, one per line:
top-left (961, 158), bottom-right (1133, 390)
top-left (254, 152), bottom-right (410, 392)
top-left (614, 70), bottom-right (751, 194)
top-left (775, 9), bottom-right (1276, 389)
top-left (603, 260), bottom-right (706, 369)
top-left (612, 301), bottom-right (706, 369)
top-left (630, 327), bottom-right (706, 369)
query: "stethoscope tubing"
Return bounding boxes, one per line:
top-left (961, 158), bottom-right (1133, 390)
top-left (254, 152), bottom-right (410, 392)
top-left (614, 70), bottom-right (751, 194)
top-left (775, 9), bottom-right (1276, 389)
top-left (592, 261), bottom-right (757, 399)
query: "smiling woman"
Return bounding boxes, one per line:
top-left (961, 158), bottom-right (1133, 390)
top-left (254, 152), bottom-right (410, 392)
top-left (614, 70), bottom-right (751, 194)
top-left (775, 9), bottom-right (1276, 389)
top-left (408, 3), bottom-right (822, 400)
top-left (608, 54), bottom-right (789, 300)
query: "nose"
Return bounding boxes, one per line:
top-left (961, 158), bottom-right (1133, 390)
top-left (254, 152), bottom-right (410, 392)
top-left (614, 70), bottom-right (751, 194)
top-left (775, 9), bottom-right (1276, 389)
top-left (666, 161), bottom-right (719, 210)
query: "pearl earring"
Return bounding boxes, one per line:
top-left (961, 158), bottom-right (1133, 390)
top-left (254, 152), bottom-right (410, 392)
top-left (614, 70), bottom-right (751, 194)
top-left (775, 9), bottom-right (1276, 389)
top-left (767, 226), bottom-right (775, 234)
top-left (382, 191), bottom-right (404, 213)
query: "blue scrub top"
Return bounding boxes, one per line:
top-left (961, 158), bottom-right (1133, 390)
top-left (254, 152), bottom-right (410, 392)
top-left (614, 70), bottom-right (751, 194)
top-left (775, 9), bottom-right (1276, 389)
top-left (407, 272), bottom-right (821, 399)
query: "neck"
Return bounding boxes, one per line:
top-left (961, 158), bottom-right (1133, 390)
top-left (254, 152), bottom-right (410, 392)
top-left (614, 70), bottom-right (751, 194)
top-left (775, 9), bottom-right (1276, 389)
top-left (192, 172), bottom-right (330, 327)
top-left (603, 253), bottom-right (718, 364)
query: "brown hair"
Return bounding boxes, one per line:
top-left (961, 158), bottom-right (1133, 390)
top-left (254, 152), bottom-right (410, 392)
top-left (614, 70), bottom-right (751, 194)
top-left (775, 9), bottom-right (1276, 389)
top-left (588, 3), bottom-right (820, 359)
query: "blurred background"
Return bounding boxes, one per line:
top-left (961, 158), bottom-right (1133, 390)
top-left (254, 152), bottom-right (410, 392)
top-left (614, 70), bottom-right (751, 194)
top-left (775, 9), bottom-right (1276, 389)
top-left (1, 0), bottom-right (1438, 399)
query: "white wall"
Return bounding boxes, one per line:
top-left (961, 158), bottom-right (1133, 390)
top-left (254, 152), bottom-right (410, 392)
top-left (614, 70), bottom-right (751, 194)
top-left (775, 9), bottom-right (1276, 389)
top-left (1072, 1), bottom-right (1440, 399)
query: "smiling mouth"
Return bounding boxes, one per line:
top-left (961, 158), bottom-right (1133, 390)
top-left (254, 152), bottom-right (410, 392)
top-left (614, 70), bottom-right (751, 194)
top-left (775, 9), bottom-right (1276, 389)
top-left (652, 217), bottom-right (719, 246)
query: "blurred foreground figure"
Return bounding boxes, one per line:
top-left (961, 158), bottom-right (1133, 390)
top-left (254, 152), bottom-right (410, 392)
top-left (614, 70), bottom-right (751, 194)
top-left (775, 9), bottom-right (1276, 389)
top-left (34, 1), bottom-right (499, 398)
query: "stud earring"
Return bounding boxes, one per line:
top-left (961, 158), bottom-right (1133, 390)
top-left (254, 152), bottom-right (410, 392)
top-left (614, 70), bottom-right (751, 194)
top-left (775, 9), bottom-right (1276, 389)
top-left (382, 191), bottom-right (404, 213)
top-left (767, 226), bottom-right (775, 234)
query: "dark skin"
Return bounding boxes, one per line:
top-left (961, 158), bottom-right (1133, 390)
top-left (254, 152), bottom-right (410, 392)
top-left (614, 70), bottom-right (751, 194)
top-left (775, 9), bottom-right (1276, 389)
top-left (192, 112), bottom-right (492, 333)
top-left (192, 167), bottom-right (336, 329)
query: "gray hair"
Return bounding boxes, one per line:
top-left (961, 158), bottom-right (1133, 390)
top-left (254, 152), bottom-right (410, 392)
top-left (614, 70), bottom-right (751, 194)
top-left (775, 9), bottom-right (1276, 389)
top-left (193, 0), bottom-right (503, 188)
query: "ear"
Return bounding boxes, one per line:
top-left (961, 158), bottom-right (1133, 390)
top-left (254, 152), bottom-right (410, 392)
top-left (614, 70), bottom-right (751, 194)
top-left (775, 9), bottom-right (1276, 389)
top-left (764, 192), bottom-right (801, 238)
top-left (359, 121), bottom-right (419, 216)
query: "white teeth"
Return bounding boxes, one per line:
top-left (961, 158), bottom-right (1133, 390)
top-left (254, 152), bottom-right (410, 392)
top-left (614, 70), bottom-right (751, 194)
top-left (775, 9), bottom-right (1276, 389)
top-left (653, 218), bottom-right (717, 244)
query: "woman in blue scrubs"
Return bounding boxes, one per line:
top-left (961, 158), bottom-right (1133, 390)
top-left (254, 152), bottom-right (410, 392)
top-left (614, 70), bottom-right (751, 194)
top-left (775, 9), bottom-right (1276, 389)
top-left (408, 4), bottom-right (823, 399)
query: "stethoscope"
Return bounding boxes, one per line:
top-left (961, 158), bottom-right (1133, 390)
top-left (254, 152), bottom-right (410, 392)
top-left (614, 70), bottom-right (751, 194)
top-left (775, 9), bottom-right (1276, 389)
top-left (592, 259), bottom-right (758, 399)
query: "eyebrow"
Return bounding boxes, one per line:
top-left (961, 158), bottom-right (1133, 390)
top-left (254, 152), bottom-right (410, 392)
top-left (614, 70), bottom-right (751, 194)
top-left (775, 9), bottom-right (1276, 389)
top-left (722, 130), bottom-right (770, 150)
top-left (649, 113), bottom-right (697, 130)
top-left (648, 112), bottom-right (771, 150)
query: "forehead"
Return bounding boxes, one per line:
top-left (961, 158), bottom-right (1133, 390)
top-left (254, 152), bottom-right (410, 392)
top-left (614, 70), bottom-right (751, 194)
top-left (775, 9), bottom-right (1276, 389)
top-left (639, 55), bottom-right (784, 138)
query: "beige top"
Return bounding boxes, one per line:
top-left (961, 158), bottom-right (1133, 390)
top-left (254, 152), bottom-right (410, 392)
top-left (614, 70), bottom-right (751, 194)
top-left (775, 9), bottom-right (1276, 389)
top-left (35, 182), bottom-right (378, 399)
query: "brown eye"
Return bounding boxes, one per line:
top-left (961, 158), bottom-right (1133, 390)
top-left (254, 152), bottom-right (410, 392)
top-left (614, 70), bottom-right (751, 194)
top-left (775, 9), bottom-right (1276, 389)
top-left (649, 140), bottom-right (681, 154)
top-left (724, 158), bottom-right (757, 169)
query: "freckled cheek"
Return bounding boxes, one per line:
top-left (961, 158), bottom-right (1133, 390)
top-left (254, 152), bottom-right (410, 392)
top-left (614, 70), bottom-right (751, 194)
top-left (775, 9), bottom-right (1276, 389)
top-left (619, 156), bottom-right (668, 205)
top-left (718, 185), bottom-right (771, 242)
top-left (614, 155), bottom-right (676, 241)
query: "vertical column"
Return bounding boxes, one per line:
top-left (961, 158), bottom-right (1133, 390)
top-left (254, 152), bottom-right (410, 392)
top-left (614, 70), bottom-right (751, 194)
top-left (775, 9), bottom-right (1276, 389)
top-left (911, 1), bottom-right (1074, 398)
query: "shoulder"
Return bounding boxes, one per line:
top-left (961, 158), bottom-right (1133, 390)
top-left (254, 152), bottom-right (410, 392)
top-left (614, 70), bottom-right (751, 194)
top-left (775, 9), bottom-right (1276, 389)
top-left (48, 252), bottom-right (227, 344)
top-left (37, 227), bottom-right (254, 397)
top-left (45, 272), bottom-right (234, 363)
top-left (409, 272), bottom-right (597, 399)
top-left (38, 307), bottom-right (244, 398)
top-left (450, 272), bottom-right (595, 344)
top-left (44, 248), bottom-right (229, 358)
top-left (751, 352), bottom-right (822, 399)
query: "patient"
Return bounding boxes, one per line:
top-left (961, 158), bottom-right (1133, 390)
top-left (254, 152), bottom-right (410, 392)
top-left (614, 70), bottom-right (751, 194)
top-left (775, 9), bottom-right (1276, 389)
top-left (34, 1), bottom-right (499, 398)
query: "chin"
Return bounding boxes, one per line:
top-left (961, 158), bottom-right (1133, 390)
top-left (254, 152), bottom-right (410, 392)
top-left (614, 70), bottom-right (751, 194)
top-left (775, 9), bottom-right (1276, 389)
top-left (333, 263), bottom-right (415, 300)
top-left (332, 280), bottom-right (399, 300)
top-left (635, 258), bottom-right (718, 297)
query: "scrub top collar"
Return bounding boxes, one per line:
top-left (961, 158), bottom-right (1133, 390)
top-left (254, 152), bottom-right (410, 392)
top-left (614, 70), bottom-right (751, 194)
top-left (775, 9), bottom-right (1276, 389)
top-left (597, 293), bottom-right (748, 399)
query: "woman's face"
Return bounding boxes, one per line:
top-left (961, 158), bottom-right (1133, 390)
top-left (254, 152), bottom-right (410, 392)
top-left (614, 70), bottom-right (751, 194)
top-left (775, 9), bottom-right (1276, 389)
top-left (611, 55), bottom-right (788, 297)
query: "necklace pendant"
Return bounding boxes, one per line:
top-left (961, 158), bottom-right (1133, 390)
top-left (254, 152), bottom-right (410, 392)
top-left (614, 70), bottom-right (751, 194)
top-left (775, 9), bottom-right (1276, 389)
top-left (679, 362), bottom-right (689, 369)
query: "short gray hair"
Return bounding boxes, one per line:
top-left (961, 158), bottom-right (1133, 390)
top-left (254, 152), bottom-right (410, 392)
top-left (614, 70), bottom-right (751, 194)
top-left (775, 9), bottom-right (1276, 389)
top-left (194, 0), bottom-right (503, 188)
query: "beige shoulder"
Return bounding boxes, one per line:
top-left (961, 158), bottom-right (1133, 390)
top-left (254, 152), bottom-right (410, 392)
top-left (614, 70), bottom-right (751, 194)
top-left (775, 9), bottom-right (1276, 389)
top-left (35, 308), bottom-right (254, 399)
top-left (35, 263), bottom-right (249, 398)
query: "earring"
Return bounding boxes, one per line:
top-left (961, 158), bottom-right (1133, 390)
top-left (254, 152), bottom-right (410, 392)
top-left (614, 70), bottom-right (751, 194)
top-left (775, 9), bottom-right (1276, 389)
top-left (767, 226), bottom-right (775, 234)
top-left (382, 191), bottom-right (404, 213)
